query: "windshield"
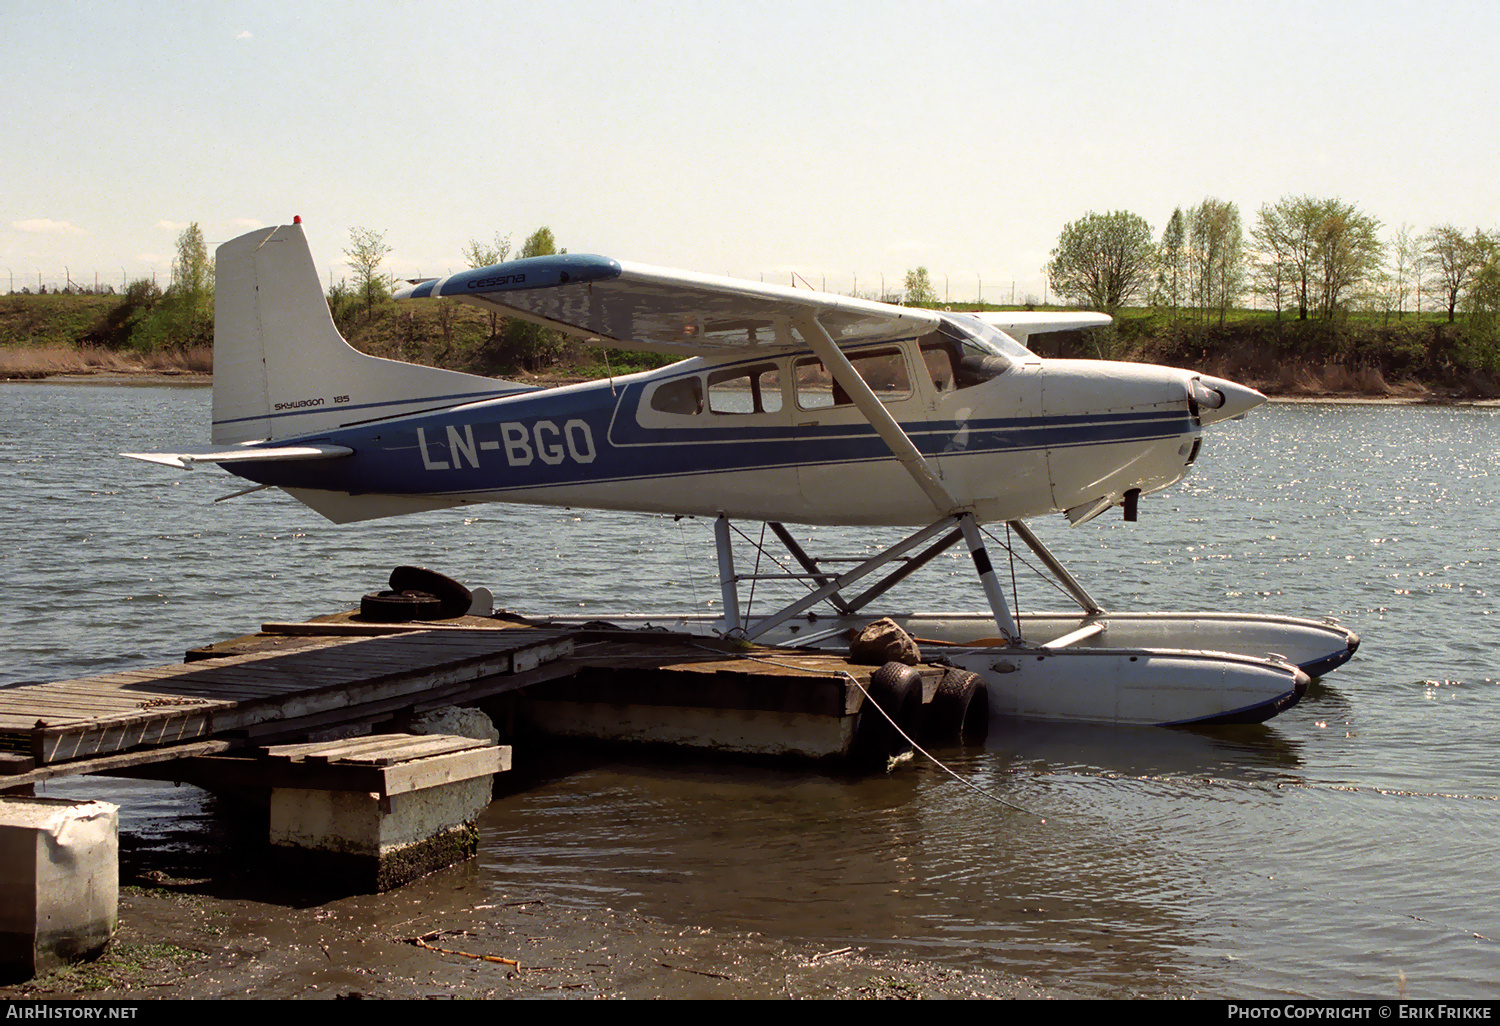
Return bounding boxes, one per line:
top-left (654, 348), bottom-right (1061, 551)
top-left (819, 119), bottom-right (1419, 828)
top-left (938, 313), bottom-right (1036, 361)
top-left (919, 313), bottom-right (1036, 390)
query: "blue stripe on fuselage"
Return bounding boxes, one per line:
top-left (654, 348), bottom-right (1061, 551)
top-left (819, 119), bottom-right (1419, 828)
top-left (221, 375), bottom-right (1193, 498)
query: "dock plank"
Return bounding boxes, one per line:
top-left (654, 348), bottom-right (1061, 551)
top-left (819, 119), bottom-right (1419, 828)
top-left (11, 628), bottom-right (574, 765)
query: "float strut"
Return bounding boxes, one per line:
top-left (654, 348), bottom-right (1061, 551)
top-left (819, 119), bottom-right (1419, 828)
top-left (1005, 519), bottom-right (1105, 616)
top-left (714, 514), bottom-right (742, 634)
top-left (959, 513), bottom-right (1019, 643)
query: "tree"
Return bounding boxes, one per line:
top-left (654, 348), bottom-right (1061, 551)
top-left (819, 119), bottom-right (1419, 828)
top-left (1423, 225), bottom-right (1485, 323)
top-left (162, 222), bottom-right (214, 346)
top-left (1252, 197), bottom-right (1381, 320)
top-left (518, 226), bottom-right (558, 259)
top-left (170, 223), bottom-right (212, 299)
top-left (464, 233), bottom-right (513, 338)
top-left (1185, 199), bottom-right (1244, 328)
top-left (1465, 231), bottom-right (1500, 353)
top-left (1253, 197), bottom-right (1321, 320)
top-left (1313, 201), bottom-right (1383, 319)
top-left (345, 226), bottom-right (392, 312)
top-left (1157, 208), bottom-right (1186, 322)
top-left (1387, 223), bottom-right (1425, 320)
top-left (463, 233), bottom-right (512, 270)
top-left (497, 226), bottom-right (567, 369)
top-left (1249, 203), bottom-right (1294, 318)
top-left (903, 267), bottom-right (936, 305)
top-left (1045, 211), bottom-right (1155, 313)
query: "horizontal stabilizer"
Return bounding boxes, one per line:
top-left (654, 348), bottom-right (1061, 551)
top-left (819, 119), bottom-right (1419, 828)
top-left (122, 443), bottom-right (354, 470)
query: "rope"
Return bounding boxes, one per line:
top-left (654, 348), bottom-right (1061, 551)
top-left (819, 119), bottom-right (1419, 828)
top-left (687, 640), bottom-right (1038, 817)
top-left (844, 669), bottom-right (1038, 817)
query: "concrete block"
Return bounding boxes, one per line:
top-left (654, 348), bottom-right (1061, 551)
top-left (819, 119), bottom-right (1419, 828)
top-left (526, 700), bottom-right (858, 760)
top-left (409, 705), bottom-right (499, 745)
top-left (0, 797), bottom-right (118, 981)
top-left (269, 775), bottom-right (491, 892)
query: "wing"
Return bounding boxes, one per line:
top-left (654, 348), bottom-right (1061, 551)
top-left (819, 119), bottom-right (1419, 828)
top-left (395, 256), bottom-right (941, 357)
top-left (969, 311), bottom-right (1112, 346)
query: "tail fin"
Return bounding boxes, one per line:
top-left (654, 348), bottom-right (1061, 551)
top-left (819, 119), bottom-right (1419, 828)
top-left (211, 221), bottom-right (528, 444)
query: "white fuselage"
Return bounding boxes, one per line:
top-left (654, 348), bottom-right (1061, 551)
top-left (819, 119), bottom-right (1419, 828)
top-left (229, 330), bottom-right (1233, 528)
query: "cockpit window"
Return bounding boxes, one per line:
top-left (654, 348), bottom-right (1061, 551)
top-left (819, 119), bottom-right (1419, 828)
top-left (708, 364), bottom-right (783, 414)
top-left (920, 314), bottom-right (1033, 390)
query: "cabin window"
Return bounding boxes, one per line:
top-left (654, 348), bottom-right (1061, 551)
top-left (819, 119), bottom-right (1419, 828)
top-left (708, 364), bottom-right (784, 415)
top-left (649, 376), bottom-right (703, 415)
top-left (919, 337), bottom-right (958, 393)
top-left (795, 347), bottom-right (911, 410)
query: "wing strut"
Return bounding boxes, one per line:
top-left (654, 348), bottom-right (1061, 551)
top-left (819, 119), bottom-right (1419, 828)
top-left (791, 313), bottom-right (1018, 642)
top-left (1005, 519), bottom-right (1105, 615)
top-left (795, 314), bottom-right (958, 516)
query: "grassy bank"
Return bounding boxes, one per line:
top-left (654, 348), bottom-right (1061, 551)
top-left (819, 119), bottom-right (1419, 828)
top-left (6, 290), bottom-right (1497, 398)
top-left (0, 343), bottom-right (212, 379)
top-left (1113, 306), bottom-right (1500, 399)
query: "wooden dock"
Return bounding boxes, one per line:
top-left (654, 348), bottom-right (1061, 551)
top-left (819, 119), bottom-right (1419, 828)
top-left (0, 624), bottom-right (575, 784)
top-left (0, 614), bottom-right (973, 791)
top-left (0, 612), bottom-right (985, 926)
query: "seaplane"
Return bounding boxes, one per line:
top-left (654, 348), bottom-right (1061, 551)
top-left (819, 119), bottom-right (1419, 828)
top-left (126, 219), bottom-right (1358, 727)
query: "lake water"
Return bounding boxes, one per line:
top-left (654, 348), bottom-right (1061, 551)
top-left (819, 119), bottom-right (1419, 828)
top-left (3, 380), bottom-right (1497, 999)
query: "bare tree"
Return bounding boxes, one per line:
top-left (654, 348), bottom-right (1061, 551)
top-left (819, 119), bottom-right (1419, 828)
top-left (462, 233), bottom-right (512, 270)
top-left (1045, 211), bottom-right (1155, 313)
top-left (1185, 199), bottom-right (1245, 328)
top-left (345, 226), bottom-right (392, 313)
top-left (1157, 208), bottom-right (1186, 324)
top-left (464, 233), bottom-right (513, 338)
top-left (1423, 224), bottom-right (1485, 323)
top-left (1386, 223), bottom-right (1424, 320)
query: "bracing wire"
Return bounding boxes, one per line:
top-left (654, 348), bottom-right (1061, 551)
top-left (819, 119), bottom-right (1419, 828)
top-left (981, 523), bottom-right (1077, 606)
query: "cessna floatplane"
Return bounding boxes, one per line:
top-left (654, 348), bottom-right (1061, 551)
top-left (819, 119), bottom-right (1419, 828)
top-left (127, 220), bottom-right (1358, 726)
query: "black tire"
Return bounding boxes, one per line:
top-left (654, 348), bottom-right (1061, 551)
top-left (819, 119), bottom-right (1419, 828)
top-left (851, 662), bottom-right (923, 770)
top-left (924, 668), bottom-right (990, 743)
top-left (388, 566), bottom-right (473, 618)
top-left (360, 589), bottom-right (443, 622)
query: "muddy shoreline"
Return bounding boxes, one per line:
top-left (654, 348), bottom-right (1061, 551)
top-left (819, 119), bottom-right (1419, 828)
top-left (2, 868), bottom-right (1064, 1000)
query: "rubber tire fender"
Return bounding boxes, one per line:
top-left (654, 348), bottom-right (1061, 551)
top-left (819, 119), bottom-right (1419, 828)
top-left (388, 566), bottom-right (473, 619)
top-left (360, 590), bottom-right (443, 622)
top-left (851, 661), bottom-right (923, 770)
top-left (924, 667), bottom-right (989, 743)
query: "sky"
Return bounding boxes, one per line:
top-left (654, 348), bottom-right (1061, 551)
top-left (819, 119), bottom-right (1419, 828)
top-left (4, 0), bottom-right (1497, 302)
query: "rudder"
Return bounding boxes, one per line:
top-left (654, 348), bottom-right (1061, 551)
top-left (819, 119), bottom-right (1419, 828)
top-left (211, 221), bottom-right (528, 445)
